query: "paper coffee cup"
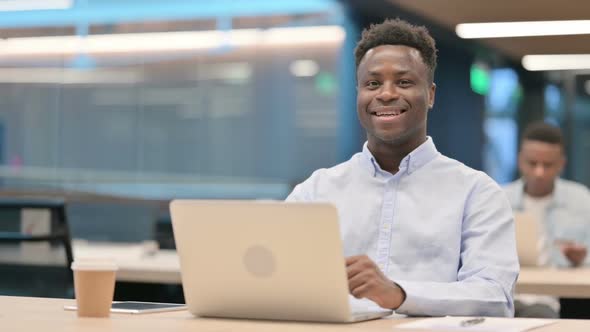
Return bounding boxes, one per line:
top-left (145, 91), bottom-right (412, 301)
top-left (71, 259), bottom-right (118, 318)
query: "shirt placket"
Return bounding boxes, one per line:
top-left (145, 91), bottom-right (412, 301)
top-left (376, 177), bottom-right (397, 273)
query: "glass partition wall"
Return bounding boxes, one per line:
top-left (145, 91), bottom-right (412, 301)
top-left (0, 6), bottom-right (350, 200)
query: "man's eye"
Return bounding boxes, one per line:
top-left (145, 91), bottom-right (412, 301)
top-left (366, 81), bottom-right (380, 89)
top-left (399, 80), bottom-right (413, 87)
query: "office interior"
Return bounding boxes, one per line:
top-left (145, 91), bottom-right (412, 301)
top-left (1, 0), bottom-right (590, 320)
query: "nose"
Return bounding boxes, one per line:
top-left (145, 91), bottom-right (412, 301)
top-left (532, 165), bottom-right (546, 178)
top-left (376, 83), bottom-right (399, 102)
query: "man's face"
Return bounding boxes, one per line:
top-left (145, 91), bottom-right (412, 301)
top-left (356, 45), bottom-right (436, 149)
top-left (518, 140), bottom-right (566, 197)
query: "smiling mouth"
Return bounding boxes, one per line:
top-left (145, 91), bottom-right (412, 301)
top-left (369, 108), bottom-right (407, 117)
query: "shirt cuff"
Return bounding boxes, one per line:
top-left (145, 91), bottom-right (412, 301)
top-left (393, 280), bottom-right (424, 315)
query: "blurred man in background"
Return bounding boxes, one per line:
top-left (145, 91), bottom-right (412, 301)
top-left (504, 121), bottom-right (590, 318)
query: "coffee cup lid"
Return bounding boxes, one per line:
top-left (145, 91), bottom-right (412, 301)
top-left (71, 259), bottom-right (118, 271)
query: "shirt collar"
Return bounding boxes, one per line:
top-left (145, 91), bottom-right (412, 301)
top-left (513, 177), bottom-right (565, 208)
top-left (361, 137), bottom-right (439, 177)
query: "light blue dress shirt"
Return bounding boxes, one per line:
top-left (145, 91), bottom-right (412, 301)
top-left (504, 178), bottom-right (590, 267)
top-left (286, 138), bottom-right (519, 317)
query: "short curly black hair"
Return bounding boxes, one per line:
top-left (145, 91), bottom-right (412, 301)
top-left (354, 18), bottom-right (437, 82)
top-left (521, 121), bottom-right (565, 149)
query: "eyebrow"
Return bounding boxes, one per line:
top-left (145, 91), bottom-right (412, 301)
top-left (365, 69), bottom-right (412, 77)
top-left (365, 70), bottom-right (382, 77)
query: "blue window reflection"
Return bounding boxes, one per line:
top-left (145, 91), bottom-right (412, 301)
top-left (482, 68), bottom-right (519, 184)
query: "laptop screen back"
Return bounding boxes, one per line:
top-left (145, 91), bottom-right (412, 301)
top-left (170, 200), bottom-right (355, 322)
top-left (514, 212), bottom-right (541, 267)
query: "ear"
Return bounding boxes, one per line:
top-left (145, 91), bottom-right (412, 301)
top-left (517, 151), bottom-right (525, 174)
top-left (558, 154), bottom-right (567, 174)
top-left (428, 82), bottom-right (436, 110)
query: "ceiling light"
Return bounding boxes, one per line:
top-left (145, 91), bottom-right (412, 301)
top-left (0, 68), bottom-right (140, 84)
top-left (0, 30), bottom-right (260, 56)
top-left (0, 0), bottom-right (72, 11)
top-left (522, 54), bottom-right (590, 71)
top-left (0, 26), bottom-right (345, 57)
top-left (456, 20), bottom-right (590, 38)
top-left (264, 26), bottom-right (345, 46)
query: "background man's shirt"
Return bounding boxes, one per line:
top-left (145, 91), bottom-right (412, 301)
top-left (504, 178), bottom-right (590, 267)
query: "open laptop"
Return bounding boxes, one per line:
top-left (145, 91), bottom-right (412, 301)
top-left (169, 200), bottom-right (393, 323)
top-left (514, 212), bottom-right (542, 267)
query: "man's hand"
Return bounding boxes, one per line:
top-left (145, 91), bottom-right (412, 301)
top-left (345, 255), bottom-right (405, 309)
top-left (557, 241), bottom-right (587, 267)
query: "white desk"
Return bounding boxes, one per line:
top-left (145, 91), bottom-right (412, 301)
top-left (4, 295), bottom-right (590, 332)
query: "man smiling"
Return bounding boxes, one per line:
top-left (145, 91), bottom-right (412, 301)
top-left (287, 19), bottom-right (518, 317)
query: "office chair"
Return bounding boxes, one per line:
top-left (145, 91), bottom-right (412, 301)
top-left (153, 211), bottom-right (175, 250)
top-left (0, 197), bottom-right (74, 298)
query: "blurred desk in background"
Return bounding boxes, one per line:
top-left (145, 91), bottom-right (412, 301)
top-left (0, 240), bottom-right (182, 302)
top-left (517, 267), bottom-right (590, 298)
top-left (5, 243), bottom-right (590, 298)
top-left (0, 240), bottom-right (181, 284)
top-left (73, 241), bottom-right (181, 284)
top-left (75, 247), bottom-right (590, 297)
